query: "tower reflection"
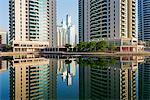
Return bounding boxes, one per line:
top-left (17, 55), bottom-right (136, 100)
top-left (8, 55), bottom-right (148, 99)
top-left (9, 55), bottom-right (57, 100)
top-left (79, 56), bottom-right (144, 100)
top-left (138, 57), bottom-right (150, 99)
top-left (9, 55), bottom-right (78, 100)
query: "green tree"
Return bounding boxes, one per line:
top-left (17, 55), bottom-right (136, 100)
top-left (146, 41), bottom-right (150, 47)
top-left (64, 44), bottom-right (72, 51)
top-left (86, 41), bottom-right (97, 51)
top-left (77, 42), bottom-right (88, 51)
top-left (96, 40), bottom-right (108, 51)
top-left (3, 44), bottom-right (12, 52)
top-left (110, 42), bottom-right (116, 52)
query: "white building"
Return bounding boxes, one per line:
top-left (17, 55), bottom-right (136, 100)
top-left (0, 28), bottom-right (8, 51)
top-left (0, 28), bottom-right (8, 45)
top-left (57, 26), bottom-right (66, 47)
top-left (57, 15), bottom-right (77, 48)
top-left (66, 15), bottom-right (72, 28)
top-left (67, 24), bottom-right (77, 47)
top-left (9, 0), bottom-right (57, 52)
top-left (79, 0), bottom-right (136, 41)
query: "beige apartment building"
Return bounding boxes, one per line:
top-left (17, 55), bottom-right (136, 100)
top-left (79, 0), bottom-right (143, 52)
top-left (9, 0), bottom-right (57, 52)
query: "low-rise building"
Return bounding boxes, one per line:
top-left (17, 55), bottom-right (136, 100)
top-left (0, 28), bottom-right (8, 51)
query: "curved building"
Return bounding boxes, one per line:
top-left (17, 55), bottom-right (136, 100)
top-left (79, 0), bottom-right (136, 41)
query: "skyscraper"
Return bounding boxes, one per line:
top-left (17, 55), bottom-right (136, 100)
top-left (9, 0), bottom-right (57, 52)
top-left (79, 0), bottom-right (136, 41)
top-left (78, 0), bottom-right (144, 52)
top-left (138, 0), bottom-right (150, 41)
top-left (78, 0), bottom-right (90, 42)
top-left (66, 15), bottom-right (72, 28)
top-left (57, 20), bottom-right (67, 48)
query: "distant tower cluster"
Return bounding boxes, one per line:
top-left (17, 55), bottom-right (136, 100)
top-left (57, 14), bottom-right (77, 48)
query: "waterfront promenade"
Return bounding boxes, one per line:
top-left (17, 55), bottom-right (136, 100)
top-left (1, 51), bottom-right (150, 56)
top-left (0, 52), bottom-right (38, 56)
top-left (42, 51), bottom-right (150, 56)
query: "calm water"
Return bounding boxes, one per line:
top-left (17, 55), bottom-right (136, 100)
top-left (0, 55), bottom-right (150, 100)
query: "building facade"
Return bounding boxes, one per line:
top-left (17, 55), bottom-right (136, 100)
top-left (57, 25), bottom-right (66, 48)
top-left (78, 0), bottom-right (142, 52)
top-left (79, 0), bottom-right (90, 42)
top-left (0, 28), bottom-right (8, 51)
top-left (138, 0), bottom-right (150, 41)
top-left (9, 0), bottom-right (57, 52)
top-left (79, 0), bottom-right (136, 41)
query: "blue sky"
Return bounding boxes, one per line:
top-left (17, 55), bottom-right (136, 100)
top-left (0, 0), bottom-right (9, 30)
top-left (57, 0), bottom-right (78, 27)
top-left (0, 0), bottom-right (78, 30)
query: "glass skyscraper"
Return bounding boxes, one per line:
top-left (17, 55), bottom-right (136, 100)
top-left (138, 0), bottom-right (150, 41)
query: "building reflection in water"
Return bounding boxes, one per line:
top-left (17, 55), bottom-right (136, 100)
top-left (8, 55), bottom-right (150, 99)
top-left (0, 58), bottom-right (9, 100)
top-left (0, 59), bottom-right (8, 73)
top-left (138, 57), bottom-right (150, 99)
top-left (57, 59), bottom-right (77, 86)
top-left (9, 55), bottom-right (78, 100)
top-left (79, 56), bottom-right (144, 100)
top-left (9, 55), bottom-right (57, 100)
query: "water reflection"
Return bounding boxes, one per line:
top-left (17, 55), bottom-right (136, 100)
top-left (138, 59), bottom-right (150, 99)
top-left (79, 56), bottom-right (144, 100)
top-left (9, 55), bottom-right (57, 99)
top-left (9, 55), bottom-right (78, 100)
top-left (1, 55), bottom-right (150, 99)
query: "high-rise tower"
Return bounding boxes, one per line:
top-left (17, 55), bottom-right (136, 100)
top-left (78, 0), bottom-right (90, 42)
top-left (79, 0), bottom-right (136, 41)
top-left (9, 0), bottom-right (57, 51)
top-left (78, 0), bottom-right (144, 52)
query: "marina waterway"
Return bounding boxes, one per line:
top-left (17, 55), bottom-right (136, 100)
top-left (0, 55), bottom-right (150, 99)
